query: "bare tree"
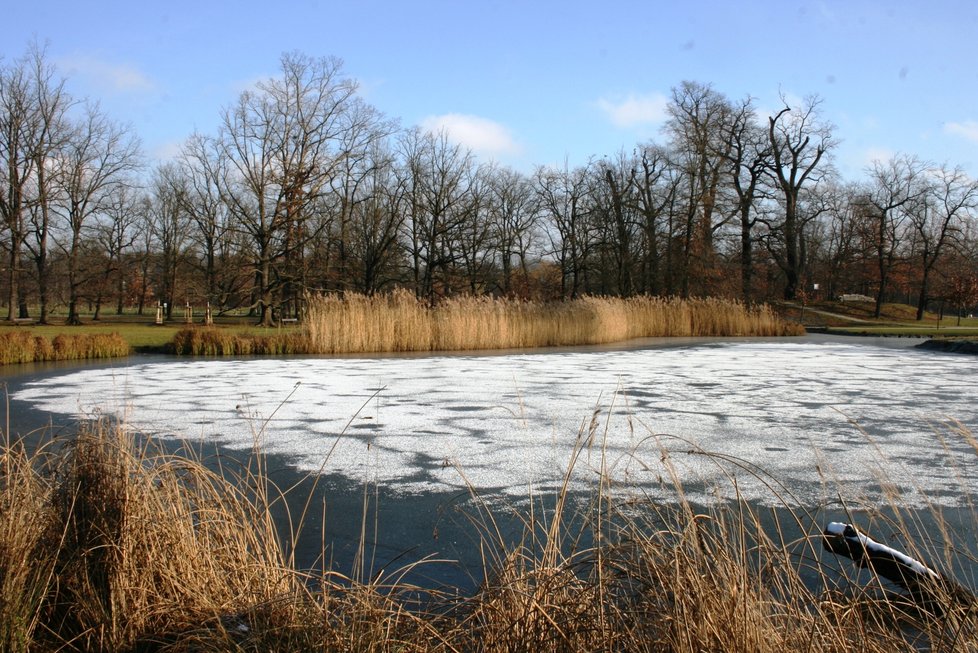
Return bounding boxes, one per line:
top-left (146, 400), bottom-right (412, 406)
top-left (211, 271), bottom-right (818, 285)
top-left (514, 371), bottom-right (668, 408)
top-left (399, 128), bottom-right (474, 301)
top-left (321, 98), bottom-right (394, 296)
top-left (22, 44), bottom-right (73, 323)
top-left (217, 52), bottom-right (360, 324)
top-left (717, 96), bottom-right (772, 302)
top-left (455, 163), bottom-right (495, 294)
top-left (148, 164), bottom-right (190, 318)
top-left (177, 133), bottom-right (232, 309)
top-left (863, 154), bottom-right (928, 316)
top-left (534, 161), bottom-right (595, 298)
top-left (766, 95), bottom-right (835, 300)
top-left (632, 144), bottom-right (676, 295)
top-left (908, 165), bottom-right (978, 320)
top-left (487, 166), bottom-right (538, 295)
top-left (347, 142), bottom-right (407, 293)
top-left (818, 182), bottom-right (866, 300)
top-left (54, 102), bottom-right (141, 324)
top-left (133, 194), bottom-right (155, 315)
top-left (0, 49), bottom-right (42, 320)
top-left (666, 81), bottom-right (734, 294)
top-left (93, 184), bottom-right (142, 317)
top-left (594, 152), bottom-right (639, 295)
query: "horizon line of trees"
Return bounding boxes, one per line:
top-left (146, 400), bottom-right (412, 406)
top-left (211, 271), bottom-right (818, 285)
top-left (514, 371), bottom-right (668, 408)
top-left (2, 45), bottom-right (977, 326)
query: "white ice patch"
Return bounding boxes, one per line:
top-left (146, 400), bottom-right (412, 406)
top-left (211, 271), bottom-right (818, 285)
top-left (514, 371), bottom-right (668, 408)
top-left (12, 340), bottom-right (978, 505)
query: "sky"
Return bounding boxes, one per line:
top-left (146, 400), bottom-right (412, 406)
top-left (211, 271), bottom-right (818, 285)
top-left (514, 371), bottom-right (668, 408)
top-left (5, 0), bottom-right (978, 180)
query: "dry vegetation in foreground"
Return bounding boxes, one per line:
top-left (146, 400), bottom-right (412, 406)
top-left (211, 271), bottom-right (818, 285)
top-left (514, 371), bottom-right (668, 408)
top-left (3, 416), bottom-right (977, 652)
top-left (300, 291), bottom-right (803, 355)
top-left (0, 331), bottom-right (130, 365)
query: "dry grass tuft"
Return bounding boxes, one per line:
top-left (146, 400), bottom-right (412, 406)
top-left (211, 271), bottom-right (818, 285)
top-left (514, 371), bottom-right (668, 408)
top-left (0, 435), bottom-right (56, 652)
top-left (30, 422), bottom-right (297, 651)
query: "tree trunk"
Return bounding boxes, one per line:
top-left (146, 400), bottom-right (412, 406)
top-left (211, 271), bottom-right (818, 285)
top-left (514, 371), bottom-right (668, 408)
top-left (6, 238), bottom-right (20, 321)
top-left (740, 208), bottom-right (753, 303)
top-left (916, 268), bottom-right (931, 321)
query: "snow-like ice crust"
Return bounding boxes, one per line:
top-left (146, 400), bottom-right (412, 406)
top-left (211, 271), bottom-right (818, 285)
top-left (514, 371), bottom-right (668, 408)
top-left (13, 340), bottom-right (978, 505)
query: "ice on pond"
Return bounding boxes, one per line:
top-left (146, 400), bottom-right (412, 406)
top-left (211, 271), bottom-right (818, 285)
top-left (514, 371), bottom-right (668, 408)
top-left (12, 338), bottom-right (978, 506)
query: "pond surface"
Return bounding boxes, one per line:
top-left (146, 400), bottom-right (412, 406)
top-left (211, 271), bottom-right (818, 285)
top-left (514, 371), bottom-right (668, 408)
top-left (8, 334), bottom-right (978, 508)
top-left (5, 335), bottom-right (978, 592)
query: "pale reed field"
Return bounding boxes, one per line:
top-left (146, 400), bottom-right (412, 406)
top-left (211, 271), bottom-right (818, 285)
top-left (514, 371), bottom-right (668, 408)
top-left (303, 291), bottom-right (803, 354)
top-left (3, 418), bottom-right (976, 651)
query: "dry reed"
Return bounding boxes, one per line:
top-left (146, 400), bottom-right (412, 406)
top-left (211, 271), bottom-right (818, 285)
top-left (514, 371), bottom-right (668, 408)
top-left (2, 410), bottom-right (975, 651)
top-left (303, 290), bottom-right (803, 355)
top-left (170, 328), bottom-right (309, 356)
top-left (0, 331), bottom-right (130, 364)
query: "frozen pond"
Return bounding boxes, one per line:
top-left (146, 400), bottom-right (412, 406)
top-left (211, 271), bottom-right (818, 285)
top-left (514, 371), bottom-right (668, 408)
top-left (11, 336), bottom-right (978, 507)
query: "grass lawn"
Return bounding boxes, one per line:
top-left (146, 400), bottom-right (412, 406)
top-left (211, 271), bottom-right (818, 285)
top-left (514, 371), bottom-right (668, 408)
top-left (780, 299), bottom-right (978, 338)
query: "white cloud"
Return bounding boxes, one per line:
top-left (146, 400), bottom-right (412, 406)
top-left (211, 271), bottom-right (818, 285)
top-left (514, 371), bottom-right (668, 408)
top-left (153, 140), bottom-right (184, 162)
top-left (596, 92), bottom-right (669, 128)
top-left (58, 54), bottom-right (155, 94)
top-left (420, 113), bottom-right (522, 157)
top-left (944, 120), bottom-right (978, 144)
top-left (861, 146), bottom-right (895, 167)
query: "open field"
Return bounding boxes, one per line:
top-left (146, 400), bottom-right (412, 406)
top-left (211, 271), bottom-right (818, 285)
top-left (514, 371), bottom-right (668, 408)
top-left (3, 415), bottom-right (977, 651)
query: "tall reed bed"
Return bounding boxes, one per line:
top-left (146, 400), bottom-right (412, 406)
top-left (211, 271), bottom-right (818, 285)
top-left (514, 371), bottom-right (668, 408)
top-left (4, 413), bottom-right (976, 651)
top-left (304, 291), bottom-right (803, 354)
top-left (170, 327), bottom-right (308, 356)
top-left (0, 331), bottom-right (130, 364)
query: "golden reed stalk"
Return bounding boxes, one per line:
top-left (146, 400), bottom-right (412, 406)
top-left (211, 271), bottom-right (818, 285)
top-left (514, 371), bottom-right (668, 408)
top-left (303, 290), bottom-right (803, 354)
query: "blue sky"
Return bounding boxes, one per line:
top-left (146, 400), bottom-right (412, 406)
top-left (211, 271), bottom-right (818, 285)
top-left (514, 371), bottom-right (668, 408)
top-left (6, 0), bottom-right (977, 179)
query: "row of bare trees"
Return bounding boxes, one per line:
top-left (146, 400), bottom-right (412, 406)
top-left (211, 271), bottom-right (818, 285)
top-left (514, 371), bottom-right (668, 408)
top-left (0, 44), bottom-right (140, 324)
top-left (2, 48), bottom-right (977, 325)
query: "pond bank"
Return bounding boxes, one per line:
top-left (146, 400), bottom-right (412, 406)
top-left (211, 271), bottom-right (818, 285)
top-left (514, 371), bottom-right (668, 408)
top-left (917, 337), bottom-right (978, 354)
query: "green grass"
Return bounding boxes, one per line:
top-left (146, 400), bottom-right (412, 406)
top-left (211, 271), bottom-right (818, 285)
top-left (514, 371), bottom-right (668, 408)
top-left (825, 326), bottom-right (978, 337)
top-left (0, 323), bottom-right (175, 350)
top-left (782, 299), bottom-right (978, 337)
